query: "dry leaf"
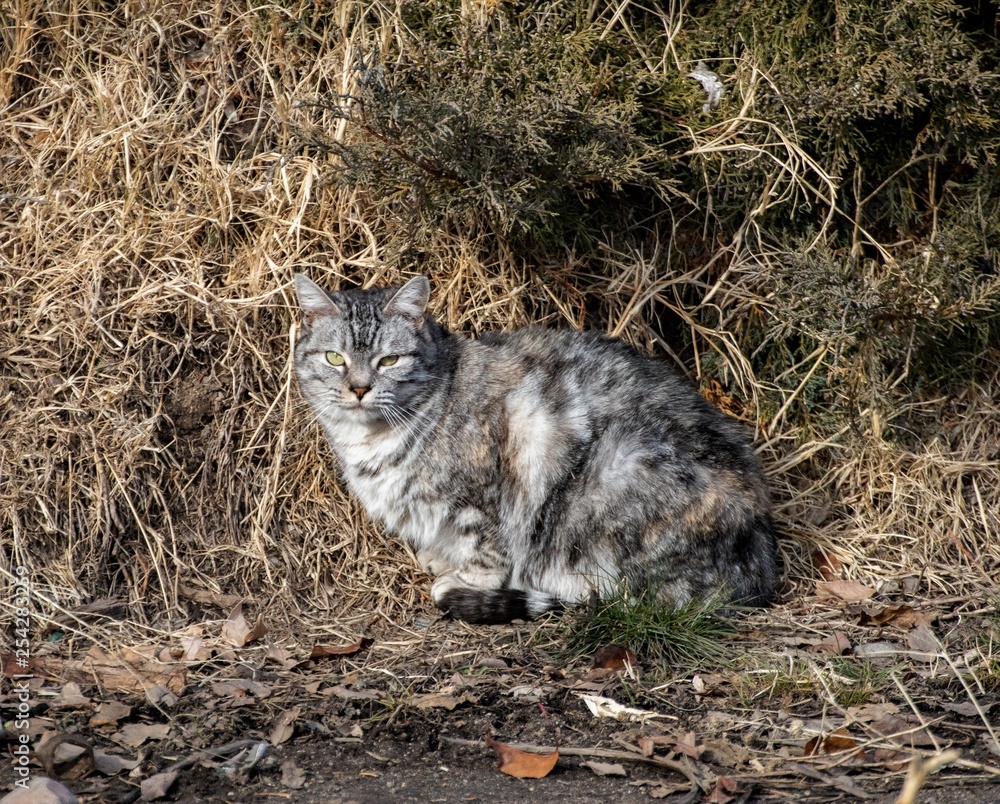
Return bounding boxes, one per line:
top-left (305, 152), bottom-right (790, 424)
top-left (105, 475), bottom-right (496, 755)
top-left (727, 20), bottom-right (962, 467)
top-left (210, 679), bottom-right (271, 703)
top-left (119, 722), bottom-right (170, 749)
top-left (90, 701), bottom-right (131, 728)
top-left (280, 759), bottom-right (307, 790)
top-left (846, 702), bottom-right (899, 723)
top-left (51, 682), bottom-right (90, 708)
top-left (816, 580), bottom-right (875, 602)
top-left (804, 729), bottom-right (859, 757)
top-left (873, 747), bottom-right (911, 771)
top-left (414, 693), bottom-right (472, 710)
top-left (140, 770), bottom-right (179, 801)
top-left (0, 777), bottom-right (78, 804)
top-left (326, 685), bottom-right (380, 701)
top-left (221, 603), bottom-right (267, 648)
top-left (637, 737), bottom-right (655, 757)
top-left (692, 673), bottom-right (727, 694)
top-left (1, 654), bottom-right (45, 678)
top-left (93, 749), bottom-right (140, 775)
top-left (583, 760), bottom-right (627, 776)
top-left (485, 734), bottom-right (558, 779)
top-left (706, 776), bottom-right (740, 804)
top-left (700, 739), bottom-right (747, 769)
top-left (265, 643), bottom-right (299, 669)
top-left (178, 584), bottom-right (242, 610)
top-left (944, 700), bottom-right (993, 717)
top-left (337, 722), bottom-right (364, 738)
top-left (811, 548), bottom-right (843, 581)
top-left (907, 624), bottom-right (940, 656)
top-left (809, 631), bottom-right (852, 656)
top-left (671, 731), bottom-right (705, 760)
top-left (592, 644), bottom-right (637, 671)
top-left (310, 638), bottom-right (374, 659)
top-left (857, 604), bottom-right (934, 630)
top-left (870, 715), bottom-right (937, 747)
top-left (269, 707), bottom-right (301, 746)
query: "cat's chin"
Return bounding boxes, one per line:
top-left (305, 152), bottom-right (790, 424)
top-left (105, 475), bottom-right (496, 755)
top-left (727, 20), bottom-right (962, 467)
top-left (338, 404), bottom-right (390, 428)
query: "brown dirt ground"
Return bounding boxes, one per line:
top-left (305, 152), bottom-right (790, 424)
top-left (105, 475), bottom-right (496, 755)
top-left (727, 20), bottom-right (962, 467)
top-left (2, 598), bottom-right (999, 804)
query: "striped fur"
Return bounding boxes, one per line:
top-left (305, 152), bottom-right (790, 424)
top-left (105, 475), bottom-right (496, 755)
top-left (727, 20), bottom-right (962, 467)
top-left (294, 275), bottom-right (779, 624)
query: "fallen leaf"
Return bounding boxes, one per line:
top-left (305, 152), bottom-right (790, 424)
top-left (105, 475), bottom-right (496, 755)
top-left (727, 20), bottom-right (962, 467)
top-left (804, 729), bottom-right (859, 757)
top-left (873, 747), bottom-right (911, 771)
top-left (93, 749), bottom-right (139, 775)
top-left (870, 715), bottom-right (937, 747)
top-left (907, 624), bottom-right (940, 656)
top-left (265, 643), bottom-right (299, 669)
top-left (51, 682), bottom-right (90, 709)
top-left (280, 759), bottom-right (306, 790)
top-left (846, 702), bottom-right (899, 723)
top-left (583, 760), bottom-right (627, 776)
top-left (337, 722), bottom-right (364, 738)
top-left (0, 777), bottom-right (78, 804)
top-left (592, 644), bottom-right (637, 671)
top-left (692, 673), bottom-right (727, 694)
top-left (310, 638), bottom-right (374, 659)
top-left (812, 548), bottom-right (843, 581)
top-left (221, 603), bottom-right (267, 648)
top-left (943, 700), bottom-right (993, 717)
top-left (269, 708), bottom-right (301, 746)
top-left (326, 685), bottom-right (380, 701)
top-left (90, 701), bottom-right (132, 728)
top-left (809, 631), bottom-right (852, 656)
top-left (671, 731), bottom-right (705, 760)
top-left (414, 693), bottom-right (474, 710)
top-left (700, 739), bottom-right (748, 769)
top-left (637, 737), bottom-right (655, 757)
top-left (118, 723), bottom-right (171, 749)
top-left (816, 580), bottom-right (875, 602)
top-left (706, 776), bottom-right (740, 804)
top-left (485, 734), bottom-right (558, 779)
top-left (210, 679), bottom-right (271, 703)
top-left (145, 685), bottom-right (177, 708)
top-left (857, 604), bottom-right (934, 630)
top-left (140, 770), bottom-right (178, 801)
top-left (0, 654), bottom-right (45, 677)
top-left (178, 583), bottom-right (242, 610)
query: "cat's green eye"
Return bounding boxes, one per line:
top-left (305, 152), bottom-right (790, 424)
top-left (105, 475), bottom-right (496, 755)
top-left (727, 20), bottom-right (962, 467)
top-left (325, 351), bottom-right (345, 367)
top-left (378, 355), bottom-right (399, 368)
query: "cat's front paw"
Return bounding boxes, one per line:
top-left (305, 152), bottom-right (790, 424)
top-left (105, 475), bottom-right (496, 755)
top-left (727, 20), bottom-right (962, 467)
top-left (416, 550), bottom-right (452, 577)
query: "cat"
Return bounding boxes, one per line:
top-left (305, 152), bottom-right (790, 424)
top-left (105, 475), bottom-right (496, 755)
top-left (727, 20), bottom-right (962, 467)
top-left (293, 274), bottom-right (779, 624)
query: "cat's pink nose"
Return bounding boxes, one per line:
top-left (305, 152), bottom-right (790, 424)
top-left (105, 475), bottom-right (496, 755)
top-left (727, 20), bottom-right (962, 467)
top-left (351, 386), bottom-right (370, 400)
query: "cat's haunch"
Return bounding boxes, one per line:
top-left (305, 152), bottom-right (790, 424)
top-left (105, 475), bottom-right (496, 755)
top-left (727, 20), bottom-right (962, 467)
top-left (294, 274), bottom-right (779, 624)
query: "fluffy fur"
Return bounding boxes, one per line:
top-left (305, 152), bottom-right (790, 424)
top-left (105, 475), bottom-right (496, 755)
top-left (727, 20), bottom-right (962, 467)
top-left (294, 274), bottom-right (779, 624)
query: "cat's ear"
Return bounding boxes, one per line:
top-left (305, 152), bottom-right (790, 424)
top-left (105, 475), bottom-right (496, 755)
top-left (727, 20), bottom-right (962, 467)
top-left (294, 274), bottom-right (340, 323)
top-left (383, 276), bottom-right (430, 322)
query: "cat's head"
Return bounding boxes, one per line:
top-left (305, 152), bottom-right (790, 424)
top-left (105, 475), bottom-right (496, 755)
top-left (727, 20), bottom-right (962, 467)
top-left (293, 274), bottom-right (445, 425)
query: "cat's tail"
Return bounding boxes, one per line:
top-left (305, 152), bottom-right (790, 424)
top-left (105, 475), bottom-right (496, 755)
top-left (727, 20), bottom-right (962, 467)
top-left (436, 588), bottom-right (562, 624)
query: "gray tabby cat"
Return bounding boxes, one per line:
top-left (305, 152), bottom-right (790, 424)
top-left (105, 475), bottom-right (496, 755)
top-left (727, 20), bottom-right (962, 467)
top-left (293, 274), bottom-right (779, 624)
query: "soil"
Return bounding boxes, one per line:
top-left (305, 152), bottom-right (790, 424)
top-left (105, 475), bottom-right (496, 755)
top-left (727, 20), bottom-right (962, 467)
top-left (2, 606), bottom-right (1000, 803)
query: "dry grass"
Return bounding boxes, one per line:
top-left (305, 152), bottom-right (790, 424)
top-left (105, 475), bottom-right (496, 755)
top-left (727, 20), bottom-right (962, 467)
top-left (2, 0), bottom-right (998, 654)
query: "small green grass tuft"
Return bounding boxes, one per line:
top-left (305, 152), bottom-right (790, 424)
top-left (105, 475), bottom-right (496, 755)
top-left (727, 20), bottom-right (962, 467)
top-left (565, 589), bottom-right (736, 673)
